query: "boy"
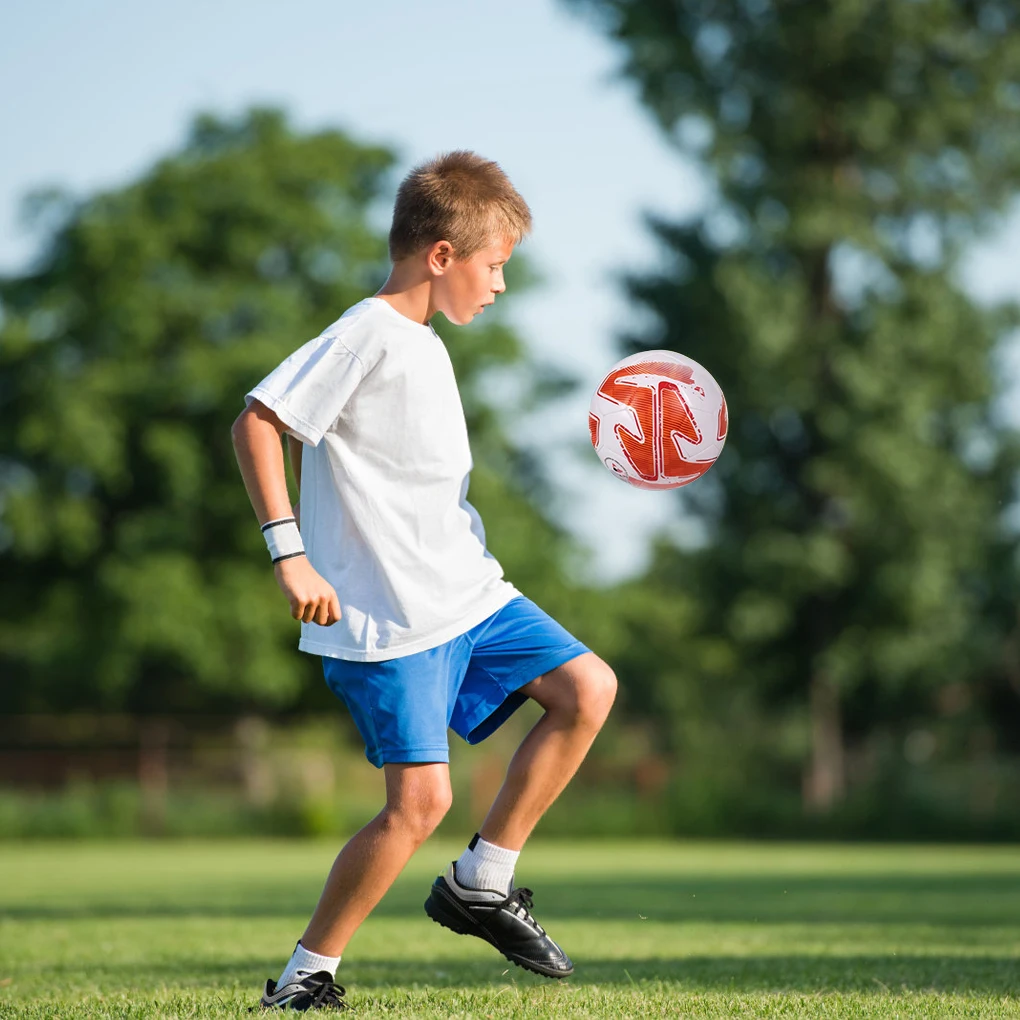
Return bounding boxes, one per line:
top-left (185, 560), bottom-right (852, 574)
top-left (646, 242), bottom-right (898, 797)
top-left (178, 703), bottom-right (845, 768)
top-left (232, 151), bottom-right (616, 1011)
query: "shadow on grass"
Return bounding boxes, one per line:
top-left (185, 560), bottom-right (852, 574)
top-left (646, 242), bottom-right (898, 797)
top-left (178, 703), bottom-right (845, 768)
top-left (6, 874), bottom-right (1018, 926)
top-left (379, 873), bottom-right (1020, 926)
top-left (43, 955), bottom-right (1020, 996)
top-left (349, 954), bottom-right (1020, 995)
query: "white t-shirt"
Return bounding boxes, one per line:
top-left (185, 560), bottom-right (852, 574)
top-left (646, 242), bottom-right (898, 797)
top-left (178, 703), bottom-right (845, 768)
top-left (246, 297), bottom-right (518, 661)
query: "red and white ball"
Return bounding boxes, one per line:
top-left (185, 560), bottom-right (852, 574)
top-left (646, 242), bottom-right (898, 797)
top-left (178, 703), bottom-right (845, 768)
top-left (588, 350), bottom-right (728, 490)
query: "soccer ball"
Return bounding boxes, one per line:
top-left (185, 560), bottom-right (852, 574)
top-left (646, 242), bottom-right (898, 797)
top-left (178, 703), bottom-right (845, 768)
top-left (588, 349), bottom-right (728, 490)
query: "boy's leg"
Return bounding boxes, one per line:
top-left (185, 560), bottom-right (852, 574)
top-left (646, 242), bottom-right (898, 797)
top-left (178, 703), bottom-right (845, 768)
top-left (476, 651), bottom-right (616, 850)
top-left (424, 651), bottom-right (615, 978)
top-left (300, 761), bottom-right (452, 955)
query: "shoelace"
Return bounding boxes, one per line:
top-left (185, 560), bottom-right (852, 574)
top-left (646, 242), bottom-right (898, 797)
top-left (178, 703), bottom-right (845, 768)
top-left (308, 979), bottom-right (348, 1010)
top-left (502, 887), bottom-right (546, 935)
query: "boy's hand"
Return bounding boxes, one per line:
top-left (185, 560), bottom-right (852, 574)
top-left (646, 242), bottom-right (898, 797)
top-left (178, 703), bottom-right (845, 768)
top-left (274, 556), bottom-right (341, 626)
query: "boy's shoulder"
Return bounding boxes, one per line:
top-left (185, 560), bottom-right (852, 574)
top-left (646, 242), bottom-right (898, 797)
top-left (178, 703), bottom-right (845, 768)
top-left (322, 297), bottom-right (426, 346)
top-left (308, 299), bottom-right (440, 381)
top-left (302, 298), bottom-right (427, 373)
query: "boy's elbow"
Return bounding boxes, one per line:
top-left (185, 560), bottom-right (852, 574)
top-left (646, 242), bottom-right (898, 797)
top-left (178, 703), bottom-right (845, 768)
top-left (230, 406), bottom-right (252, 448)
top-left (232, 399), bottom-right (286, 447)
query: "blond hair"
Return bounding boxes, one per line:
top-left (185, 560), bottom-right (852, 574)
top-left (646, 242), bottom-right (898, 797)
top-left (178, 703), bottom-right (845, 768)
top-left (388, 151), bottom-right (532, 262)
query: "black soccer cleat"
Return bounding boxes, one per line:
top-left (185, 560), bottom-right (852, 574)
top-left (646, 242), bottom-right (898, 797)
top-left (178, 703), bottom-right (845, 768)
top-left (258, 970), bottom-right (348, 1011)
top-left (424, 863), bottom-right (574, 979)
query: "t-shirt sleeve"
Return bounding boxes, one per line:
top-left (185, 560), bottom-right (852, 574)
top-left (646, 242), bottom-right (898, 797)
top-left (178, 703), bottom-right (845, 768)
top-left (245, 334), bottom-right (365, 446)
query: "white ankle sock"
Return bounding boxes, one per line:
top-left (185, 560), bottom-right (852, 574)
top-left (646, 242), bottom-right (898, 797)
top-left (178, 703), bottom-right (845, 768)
top-left (277, 942), bottom-right (341, 988)
top-left (454, 833), bottom-right (519, 895)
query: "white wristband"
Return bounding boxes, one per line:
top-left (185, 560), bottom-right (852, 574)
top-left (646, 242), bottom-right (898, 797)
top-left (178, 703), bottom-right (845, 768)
top-left (261, 517), bottom-right (305, 564)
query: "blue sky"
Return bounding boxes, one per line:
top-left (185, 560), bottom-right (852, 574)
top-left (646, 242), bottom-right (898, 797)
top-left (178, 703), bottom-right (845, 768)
top-left (2, 0), bottom-right (1018, 579)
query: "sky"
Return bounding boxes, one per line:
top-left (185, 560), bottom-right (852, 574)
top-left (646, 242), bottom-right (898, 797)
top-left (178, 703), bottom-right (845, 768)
top-left (2, 0), bottom-right (1019, 580)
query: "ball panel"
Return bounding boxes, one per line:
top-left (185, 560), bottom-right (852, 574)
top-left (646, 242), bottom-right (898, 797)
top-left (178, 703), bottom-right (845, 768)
top-left (660, 382), bottom-right (701, 446)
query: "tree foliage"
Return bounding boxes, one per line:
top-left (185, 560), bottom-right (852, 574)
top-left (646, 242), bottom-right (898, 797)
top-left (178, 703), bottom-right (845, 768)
top-left (569, 0), bottom-right (1020, 816)
top-left (0, 109), bottom-right (583, 714)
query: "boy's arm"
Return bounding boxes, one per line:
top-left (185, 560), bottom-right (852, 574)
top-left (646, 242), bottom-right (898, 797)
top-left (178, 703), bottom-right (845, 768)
top-left (231, 400), bottom-right (340, 626)
top-left (287, 434), bottom-right (303, 525)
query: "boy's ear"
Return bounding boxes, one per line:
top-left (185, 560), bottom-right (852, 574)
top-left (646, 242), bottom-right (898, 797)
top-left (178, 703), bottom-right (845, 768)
top-left (426, 240), bottom-right (455, 276)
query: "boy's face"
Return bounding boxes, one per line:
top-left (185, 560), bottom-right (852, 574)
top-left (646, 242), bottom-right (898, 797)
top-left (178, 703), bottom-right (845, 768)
top-left (431, 238), bottom-right (514, 326)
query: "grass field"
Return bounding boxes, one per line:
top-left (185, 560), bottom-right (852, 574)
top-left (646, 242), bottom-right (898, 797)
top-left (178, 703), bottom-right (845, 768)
top-left (0, 839), bottom-right (1018, 1018)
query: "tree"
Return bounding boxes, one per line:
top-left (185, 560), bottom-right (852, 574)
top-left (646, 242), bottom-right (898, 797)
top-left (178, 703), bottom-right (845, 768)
top-left (0, 108), bottom-right (585, 715)
top-left (569, 0), bottom-right (1020, 818)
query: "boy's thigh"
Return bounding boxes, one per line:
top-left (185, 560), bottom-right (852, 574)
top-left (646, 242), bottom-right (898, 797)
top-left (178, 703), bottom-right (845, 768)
top-left (323, 646), bottom-right (462, 768)
top-left (517, 650), bottom-right (617, 718)
top-left (452, 596), bottom-right (589, 745)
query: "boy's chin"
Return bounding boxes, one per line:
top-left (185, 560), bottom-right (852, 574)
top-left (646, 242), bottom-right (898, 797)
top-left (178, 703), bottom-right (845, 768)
top-left (442, 309), bottom-right (476, 326)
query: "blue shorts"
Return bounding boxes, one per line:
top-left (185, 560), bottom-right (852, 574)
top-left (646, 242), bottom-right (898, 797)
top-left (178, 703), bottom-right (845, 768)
top-left (322, 596), bottom-right (589, 768)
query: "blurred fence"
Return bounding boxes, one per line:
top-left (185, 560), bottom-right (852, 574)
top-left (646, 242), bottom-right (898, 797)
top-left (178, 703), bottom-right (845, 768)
top-left (0, 708), bottom-right (673, 840)
top-left (2, 710), bottom-right (1019, 841)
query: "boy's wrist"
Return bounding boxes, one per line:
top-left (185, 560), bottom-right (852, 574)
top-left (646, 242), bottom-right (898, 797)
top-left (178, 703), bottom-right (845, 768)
top-left (272, 551), bottom-right (306, 565)
top-left (262, 517), bottom-right (305, 563)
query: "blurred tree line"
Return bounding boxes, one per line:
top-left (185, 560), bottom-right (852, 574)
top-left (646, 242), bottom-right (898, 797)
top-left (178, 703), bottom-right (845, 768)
top-left (567, 0), bottom-right (1020, 833)
top-left (3, 0), bottom-right (1020, 838)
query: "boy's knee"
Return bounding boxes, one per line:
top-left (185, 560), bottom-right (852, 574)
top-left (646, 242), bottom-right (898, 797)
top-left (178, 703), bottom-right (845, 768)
top-left (577, 657), bottom-right (617, 730)
top-left (386, 776), bottom-right (452, 843)
top-left (543, 655), bottom-right (616, 732)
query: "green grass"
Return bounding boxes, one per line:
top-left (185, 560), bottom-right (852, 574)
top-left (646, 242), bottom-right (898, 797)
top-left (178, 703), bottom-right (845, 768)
top-left (1, 840), bottom-right (1018, 1018)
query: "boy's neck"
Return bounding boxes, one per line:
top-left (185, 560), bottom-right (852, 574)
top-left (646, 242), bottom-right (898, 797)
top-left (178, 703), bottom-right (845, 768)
top-left (375, 262), bottom-right (435, 326)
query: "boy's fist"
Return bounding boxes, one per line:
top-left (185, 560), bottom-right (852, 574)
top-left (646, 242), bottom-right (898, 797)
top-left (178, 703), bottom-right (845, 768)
top-left (274, 556), bottom-right (341, 626)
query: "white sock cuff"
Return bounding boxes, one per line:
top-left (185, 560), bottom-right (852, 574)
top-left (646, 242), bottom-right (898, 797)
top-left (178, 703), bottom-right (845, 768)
top-left (470, 834), bottom-right (520, 868)
top-left (453, 833), bottom-right (521, 894)
top-left (279, 942), bottom-right (341, 986)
